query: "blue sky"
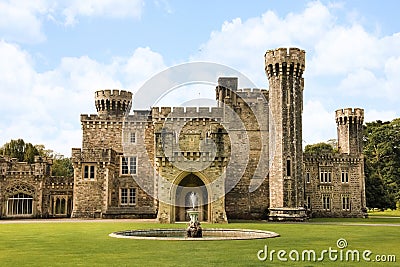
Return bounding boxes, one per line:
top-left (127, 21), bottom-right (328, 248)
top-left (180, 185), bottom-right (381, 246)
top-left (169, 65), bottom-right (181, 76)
top-left (1, 0), bottom-right (400, 156)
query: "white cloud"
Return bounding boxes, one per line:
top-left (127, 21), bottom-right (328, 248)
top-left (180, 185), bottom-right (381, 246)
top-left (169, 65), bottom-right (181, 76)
top-left (192, 1), bottom-right (334, 86)
top-left (0, 0), bottom-right (145, 43)
top-left (0, 42), bottom-right (165, 156)
top-left (365, 109), bottom-right (398, 123)
top-left (192, 0), bottom-right (400, 136)
top-left (303, 100), bottom-right (336, 145)
top-left (62, 0), bottom-right (144, 25)
top-left (0, 1), bottom-right (47, 43)
top-left (122, 47), bottom-right (166, 90)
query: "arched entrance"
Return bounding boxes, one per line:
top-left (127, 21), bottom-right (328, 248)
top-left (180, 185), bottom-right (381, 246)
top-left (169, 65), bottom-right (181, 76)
top-left (175, 173), bottom-right (208, 222)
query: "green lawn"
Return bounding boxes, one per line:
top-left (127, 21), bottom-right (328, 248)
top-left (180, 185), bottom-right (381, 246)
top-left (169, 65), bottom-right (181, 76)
top-left (0, 217), bottom-right (399, 266)
top-left (368, 208), bottom-right (400, 217)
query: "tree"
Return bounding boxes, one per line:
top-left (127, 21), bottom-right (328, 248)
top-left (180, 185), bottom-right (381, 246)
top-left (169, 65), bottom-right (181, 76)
top-left (1, 139), bottom-right (73, 177)
top-left (51, 156), bottom-right (74, 177)
top-left (364, 119), bottom-right (400, 208)
top-left (304, 142), bottom-right (335, 154)
top-left (0, 139), bottom-right (39, 163)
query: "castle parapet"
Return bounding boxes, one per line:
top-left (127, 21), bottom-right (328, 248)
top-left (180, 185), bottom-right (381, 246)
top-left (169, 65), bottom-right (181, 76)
top-left (151, 106), bottom-right (224, 120)
top-left (265, 47), bottom-right (305, 79)
top-left (95, 89), bottom-right (132, 117)
top-left (335, 108), bottom-right (364, 125)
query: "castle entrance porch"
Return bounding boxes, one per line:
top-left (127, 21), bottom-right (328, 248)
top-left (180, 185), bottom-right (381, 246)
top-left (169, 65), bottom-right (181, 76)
top-left (174, 173), bottom-right (208, 222)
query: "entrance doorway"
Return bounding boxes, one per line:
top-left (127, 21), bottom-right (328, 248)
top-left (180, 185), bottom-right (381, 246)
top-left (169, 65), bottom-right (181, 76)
top-left (175, 173), bottom-right (208, 222)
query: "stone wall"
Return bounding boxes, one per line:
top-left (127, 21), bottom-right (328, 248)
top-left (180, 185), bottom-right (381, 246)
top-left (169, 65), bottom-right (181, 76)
top-left (304, 153), bottom-right (366, 217)
top-left (0, 156), bottom-right (72, 219)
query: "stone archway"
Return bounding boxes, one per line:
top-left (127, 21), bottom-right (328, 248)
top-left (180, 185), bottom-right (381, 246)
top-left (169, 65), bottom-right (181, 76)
top-left (174, 173), bottom-right (209, 222)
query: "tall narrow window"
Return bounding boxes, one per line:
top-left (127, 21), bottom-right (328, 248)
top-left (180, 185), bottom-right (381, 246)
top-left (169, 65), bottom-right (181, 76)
top-left (129, 188), bottom-right (136, 205)
top-left (121, 157), bottom-right (129, 175)
top-left (341, 171), bottom-right (349, 183)
top-left (129, 156), bottom-right (137, 175)
top-left (306, 196), bottom-right (311, 209)
top-left (120, 188), bottom-right (128, 204)
top-left (306, 172), bottom-right (310, 183)
top-left (130, 132), bottom-right (136, 143)
top-left (286, 159), bottom-right (291, 177)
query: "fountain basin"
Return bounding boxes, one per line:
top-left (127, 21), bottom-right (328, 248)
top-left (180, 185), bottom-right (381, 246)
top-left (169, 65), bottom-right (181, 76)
top-left (109, 228), bottom-right (279, 241)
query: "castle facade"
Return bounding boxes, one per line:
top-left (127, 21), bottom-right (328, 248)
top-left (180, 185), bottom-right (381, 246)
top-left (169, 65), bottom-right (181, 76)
top-left (0, 48), bottom-right (367, 221)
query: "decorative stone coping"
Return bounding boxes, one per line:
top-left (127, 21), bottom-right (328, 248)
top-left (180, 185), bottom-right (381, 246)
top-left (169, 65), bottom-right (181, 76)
top-left (109, 228), bottom-right (279, 241)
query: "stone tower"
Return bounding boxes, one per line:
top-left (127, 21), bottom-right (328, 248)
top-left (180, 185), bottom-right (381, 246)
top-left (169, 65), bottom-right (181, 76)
top-left (335, 108), bottom-right (364, 155)
top-left (265, 47), bottom-right (306, 220)
top-left (95, 89), bottom-right (132, 117)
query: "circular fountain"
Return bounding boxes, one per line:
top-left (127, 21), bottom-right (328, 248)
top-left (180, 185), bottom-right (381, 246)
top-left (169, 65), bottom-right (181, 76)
top-left (109, 228), bottom-right (279, 241)
top-left (109, 191), bottom-right (279, 241)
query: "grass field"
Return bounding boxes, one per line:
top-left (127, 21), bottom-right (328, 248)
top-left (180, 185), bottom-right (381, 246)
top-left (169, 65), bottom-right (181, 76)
top-left (368, 208), bottom-right (400, 217)
top-left (0, 217), bottom-right (399, 266)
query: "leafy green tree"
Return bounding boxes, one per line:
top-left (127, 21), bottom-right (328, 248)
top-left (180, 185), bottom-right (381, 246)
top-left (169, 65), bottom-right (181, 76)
top-left (364, 119), bottom-right (400, 208)
top-left (1, 139), bottom-right (73, 177)
top-left (304, 142), bottom-right (335, 154)
top-left (0, 139), bottom-right (39, 163)
top-left (52, 156), bottom-right (74, 177)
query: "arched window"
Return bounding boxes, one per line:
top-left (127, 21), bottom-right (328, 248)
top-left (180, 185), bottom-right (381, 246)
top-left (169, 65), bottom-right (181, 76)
top-left (7, 193), bottom-right (33, 215)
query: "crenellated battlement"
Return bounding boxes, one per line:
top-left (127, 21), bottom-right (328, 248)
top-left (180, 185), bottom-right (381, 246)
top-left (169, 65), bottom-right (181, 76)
top-left (0, 156), bottom-right (52, 177)
top-left (335, 108), bottom-right (364, 125)
top-left (95, 89), bottom-right (132, 117)
top-left (95, 89), bottom-right (132, 98)
top-left (265, 47), bottom-right (305, 78)
top-left (151, 106), bottom-right (224, 119)
top-left (81, 110), bottom-right (150, 123)
top-left (236, 88), bottom-right (268, 100)
top-left (303, 153), bottom-right (361, 163)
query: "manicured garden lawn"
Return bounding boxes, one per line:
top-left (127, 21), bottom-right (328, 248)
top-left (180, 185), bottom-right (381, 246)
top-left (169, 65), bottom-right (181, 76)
top-left (368, 208), bottom-right (400, 217)
top-left (0, 217), bottom-right (399, 266)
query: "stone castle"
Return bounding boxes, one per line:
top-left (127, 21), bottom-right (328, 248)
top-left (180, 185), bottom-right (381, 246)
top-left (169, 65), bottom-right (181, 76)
top-left (0, 48), bottom-right (367, 221)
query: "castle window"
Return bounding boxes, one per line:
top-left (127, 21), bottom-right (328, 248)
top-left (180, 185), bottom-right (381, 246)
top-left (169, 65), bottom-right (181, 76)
top-left (341, 171), bottom-right (349, 183)
top-left (83, 165), bottom-right (95, 180)
top-left (306, 172), bottom-right (310, 183)
top-left (322, 195), bottom-right (331, 211)
top-left (286, 159), bottom-right (291, 177)
top-left (130, 132), bottom-right (136, 143)
top-left (306, 196), bottom-right (311, 209)
top-left (342, 195), bottom-right (350, 211)
top-left (121, 156), bottom-right (137, 175)
top-left (7, 193), bottom-right (33, 215)
top-left (120, 188), bottom-right (136, 205)
top-left (320, 170), bottom-right (332, 183)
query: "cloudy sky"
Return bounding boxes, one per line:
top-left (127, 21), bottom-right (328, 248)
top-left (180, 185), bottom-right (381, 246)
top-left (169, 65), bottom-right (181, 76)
top-left (1, 0), bottom-right (399, 156)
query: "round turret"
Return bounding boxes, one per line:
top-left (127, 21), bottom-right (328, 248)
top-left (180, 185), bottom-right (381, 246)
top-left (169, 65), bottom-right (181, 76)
top-left (265, 47), bottom-right (305, 79)
top-left (95, 90), bottom-right (132, 116)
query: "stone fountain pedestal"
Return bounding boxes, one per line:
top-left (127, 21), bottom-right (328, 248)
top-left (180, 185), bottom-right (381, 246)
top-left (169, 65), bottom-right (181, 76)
top-left (186, 209), bottom-right (202, 238)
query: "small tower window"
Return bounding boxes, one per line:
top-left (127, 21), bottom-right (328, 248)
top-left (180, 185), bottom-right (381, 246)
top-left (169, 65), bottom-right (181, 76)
top-left (306, 196), bottom-right (311, 209)
top-left (130, 132), bottom-right (136, 143)
top-left (286, 159), bottom-right (291, 177)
